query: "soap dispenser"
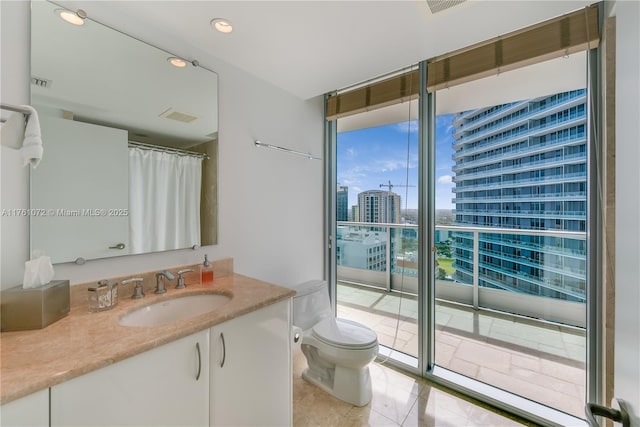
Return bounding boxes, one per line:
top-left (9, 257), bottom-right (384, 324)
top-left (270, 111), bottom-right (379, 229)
top-left (201, 254), bottom-right (214, 285)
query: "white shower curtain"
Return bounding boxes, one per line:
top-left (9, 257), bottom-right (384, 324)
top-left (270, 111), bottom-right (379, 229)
top-left (129, 147), bottom-right (202, 253)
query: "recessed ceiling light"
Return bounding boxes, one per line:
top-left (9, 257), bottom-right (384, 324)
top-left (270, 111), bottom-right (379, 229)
top-left (55, 8), bottom-right (86, 26)
top-left (167, 57), bottom-right (187, 68)
top-left (211, 18), bottom-right (233, 34)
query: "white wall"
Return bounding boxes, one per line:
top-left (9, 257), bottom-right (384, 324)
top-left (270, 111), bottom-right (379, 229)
top-left (613, 1), bottom-right (640, 423)
top-left (0, 1), bottom-right (324, 290)
top-left (0, 1), bottom-right (30, 289)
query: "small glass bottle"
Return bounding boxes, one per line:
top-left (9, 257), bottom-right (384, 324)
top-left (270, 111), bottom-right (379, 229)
top-left (88, 280), bottom-right (118, 312)
top-left (201, 254), bottom-right (214, 285)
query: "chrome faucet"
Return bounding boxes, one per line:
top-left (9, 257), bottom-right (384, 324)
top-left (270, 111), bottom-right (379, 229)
top-left (155, 270), bottom-right (175, 294)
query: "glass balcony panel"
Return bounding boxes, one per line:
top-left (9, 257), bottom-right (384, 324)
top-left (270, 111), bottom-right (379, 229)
top-left (436, 80), bottom-right (587, 418)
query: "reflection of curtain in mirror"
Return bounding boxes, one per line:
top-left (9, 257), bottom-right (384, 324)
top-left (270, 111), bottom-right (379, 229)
top-left (128, 147), bottom-right (202, 253)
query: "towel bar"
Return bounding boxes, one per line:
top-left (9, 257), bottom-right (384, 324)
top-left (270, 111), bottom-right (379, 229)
top-left (0, 103), bottom-right (32, 123)
top-left (254, 140), bottom-right (321, 160)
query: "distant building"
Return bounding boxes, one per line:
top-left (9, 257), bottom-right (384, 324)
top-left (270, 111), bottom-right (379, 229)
top-left (337, 185), bottom-right (349, 221)
top-left (357, 190), bottom-right (401, 224)
top-left (451, 89), bottom-right (587, 302)
top-left (435, 229), bottom-right (449, 243)
top-left (351, 205), bottom-right (359, 222)
top-left (336, 226), bottom-right (388, 271)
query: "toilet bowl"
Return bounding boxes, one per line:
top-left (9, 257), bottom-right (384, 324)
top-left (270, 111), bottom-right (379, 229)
top-left (287, 280), bottom-right (378, 406)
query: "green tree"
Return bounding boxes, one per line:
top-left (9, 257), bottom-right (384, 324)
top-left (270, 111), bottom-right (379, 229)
top-left (435, 241), bottom-right (452, 258)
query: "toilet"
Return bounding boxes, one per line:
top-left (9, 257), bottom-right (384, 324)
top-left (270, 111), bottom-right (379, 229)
top-left (289, 280), bottom-right (378, 406)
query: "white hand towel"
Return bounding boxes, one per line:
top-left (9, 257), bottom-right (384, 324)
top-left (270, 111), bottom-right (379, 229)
top-left (20, 105), bottom-right (43, 168)
top-left (0, 111), bottom-right (26, 149)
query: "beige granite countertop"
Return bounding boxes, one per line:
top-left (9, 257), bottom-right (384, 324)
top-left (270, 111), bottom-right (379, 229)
top-left (0, 264), bottom-right (294, 404)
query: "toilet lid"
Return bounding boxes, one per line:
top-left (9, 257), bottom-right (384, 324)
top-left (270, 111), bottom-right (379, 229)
top-left (312, 318), bottom-right (378, 349)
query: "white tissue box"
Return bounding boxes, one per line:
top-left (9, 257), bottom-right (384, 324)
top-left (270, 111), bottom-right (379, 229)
top-left (1, 280), bottom-right (70, 331)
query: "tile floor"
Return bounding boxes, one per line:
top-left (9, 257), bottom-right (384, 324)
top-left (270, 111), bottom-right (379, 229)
top-left (292, 349), bottom-right (536, 426)
top-left (336, 282), bottom-right (586, 418)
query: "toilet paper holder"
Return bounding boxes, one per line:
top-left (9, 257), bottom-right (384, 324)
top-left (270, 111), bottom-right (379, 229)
top-left (292, 326), bottom-right (303, 351)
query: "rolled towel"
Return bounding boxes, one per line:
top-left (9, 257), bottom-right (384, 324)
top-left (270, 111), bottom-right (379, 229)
top-left (20, 105), bottom-right (43, 168)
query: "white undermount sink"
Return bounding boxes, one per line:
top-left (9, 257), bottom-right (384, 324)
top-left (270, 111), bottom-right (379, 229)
top-left (119, 293), bottom-right (231, 327)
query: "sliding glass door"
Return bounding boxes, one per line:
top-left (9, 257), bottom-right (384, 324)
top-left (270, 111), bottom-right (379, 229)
top-left (333, 99), bottom-right (421, 362)
top-left (431, 53), bottom-right (589, 418)
top-left (325, 8), bottom-right (600, 421)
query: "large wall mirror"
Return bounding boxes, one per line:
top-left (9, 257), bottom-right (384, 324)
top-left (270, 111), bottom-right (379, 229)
top-left (30, 1), bottom-right (218, 264)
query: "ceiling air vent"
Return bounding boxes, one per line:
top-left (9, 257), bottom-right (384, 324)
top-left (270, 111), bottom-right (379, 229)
top-left (31, 76), bottom-right (53, 89)
top-left (426, 0), bottom-right (466, 14)
top-left (159, 108), bottom-right (200, 123)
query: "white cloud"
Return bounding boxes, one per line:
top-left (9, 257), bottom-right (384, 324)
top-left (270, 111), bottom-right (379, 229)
top-left (377, 159), bottom-right (407, 172)
top-left (437, 175), bottom-right (453, 184)
top-left (338, 166), bottom-right (367, 185)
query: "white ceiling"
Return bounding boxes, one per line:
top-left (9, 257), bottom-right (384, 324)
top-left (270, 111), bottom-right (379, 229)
top-left (33, 1), bottom-right (219, 147)
top-left (56, 0), bottom-right (594, 101)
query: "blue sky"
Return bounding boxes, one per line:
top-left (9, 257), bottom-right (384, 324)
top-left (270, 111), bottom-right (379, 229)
top-left (337, 114), bottom-right (456, 211)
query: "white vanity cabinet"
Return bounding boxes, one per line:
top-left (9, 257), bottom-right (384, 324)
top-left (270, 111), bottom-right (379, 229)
top-left (51, 330), bottom-right (209, 427)
top-left (0, 389), bottom-right (49, 427)
top-left (210, 299), bottom-right (292, 426)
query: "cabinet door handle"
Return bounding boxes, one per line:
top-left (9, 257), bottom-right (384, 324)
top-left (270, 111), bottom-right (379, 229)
top-left (195, 342), bottom-right (202, 381)
top-left (219, 332), bottom-right (226, 368)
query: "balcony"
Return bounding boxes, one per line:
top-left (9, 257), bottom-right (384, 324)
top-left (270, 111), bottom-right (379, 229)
top-left (453, 94), bottom-right (586, 150)
top-left (452, 143), bottom-right (586, 173)
top-left (335, 221), bottom-right (587, 418)
top-left (454, 126), bottom-right (585, 161)
top-left (454, 91), bottom-right (585, 130)
top-left (454, 209), bottom-right (586, 221)
top-left (453, 190), bottom-right (586, 204)
top-left (453, 171), bottom-right (586, 193)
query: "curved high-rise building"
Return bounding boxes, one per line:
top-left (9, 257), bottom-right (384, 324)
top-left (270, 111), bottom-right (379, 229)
top-left (451, 89), bottom-right (587, 302)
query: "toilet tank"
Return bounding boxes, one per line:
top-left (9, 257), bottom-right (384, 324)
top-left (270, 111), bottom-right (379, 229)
top-left (290, 280), bottom-right (333, 330)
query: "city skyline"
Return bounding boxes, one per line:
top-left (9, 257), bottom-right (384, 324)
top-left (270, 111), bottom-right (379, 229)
top-left (336, 116), bottom-right (456, 212)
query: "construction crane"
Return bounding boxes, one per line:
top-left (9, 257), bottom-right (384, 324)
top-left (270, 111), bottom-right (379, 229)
top-left (379, 180), bottom-right (415, 192)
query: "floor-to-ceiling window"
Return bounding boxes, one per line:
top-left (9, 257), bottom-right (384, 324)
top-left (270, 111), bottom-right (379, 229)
top-left (326, 6), bottom-right (600, 423)
top-left (333, 92), bottom-right (422, 362)
top-left (431, 53), bottom-right (589, 419)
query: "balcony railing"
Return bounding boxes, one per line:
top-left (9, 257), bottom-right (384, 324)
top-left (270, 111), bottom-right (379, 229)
top-left (453, 94), bottom-right (586, 147)
top-left (453, 138), bottom-right (587, 182)
top-left (336, 221), bottom-right (587, 328)
top-left (453, 131), bottom-right (585, 166)
top-left (453, 171), bottom-right (586, 193)
top-left (454, 91), bottom-right (585, 129)
top-left (453, 191), bottom-right (586, 204)
top-left (452, 142), bottom-right (586, 172)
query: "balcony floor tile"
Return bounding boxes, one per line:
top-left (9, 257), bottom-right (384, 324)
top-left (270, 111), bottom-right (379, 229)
top-left (336, 281), bottom-right (586, 419)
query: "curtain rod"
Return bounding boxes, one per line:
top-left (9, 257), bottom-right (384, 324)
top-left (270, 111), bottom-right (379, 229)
top-left (254, 140), bottom-right (322, 160)
top-left (128, 141), bottom-right (209, 159)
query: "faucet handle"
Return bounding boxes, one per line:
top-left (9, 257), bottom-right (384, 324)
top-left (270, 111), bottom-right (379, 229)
top-left (122, 277), bottom-right (144, 299)
top-left (176, 269), bottom-right (195, 289)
